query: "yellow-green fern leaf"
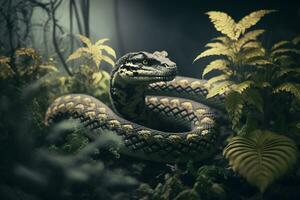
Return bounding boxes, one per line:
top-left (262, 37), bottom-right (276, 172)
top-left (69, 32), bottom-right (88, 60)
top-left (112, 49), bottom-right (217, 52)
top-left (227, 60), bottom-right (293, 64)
top-left (77, 34), bottom-right (92, 47)
top-left (207, 81), bottom-right (233, 98)
top-left (101, 55), bottom-right (115, 67)
top-left (271, 41), bottom-right (290, 50)
top-left (236, 29), bottom-right (265, 50)
top-left (66, 47), bottom-right (88, 62)
top-left (194, 47), bottom-right (233, 62)
top-left (236, 10), bottom-right (276, 37)
top-left (246, 59), bottom-right (272, 66)
top-left (223, 130), bottom-right (297, 192)
top-left (99, 45), bottom-right (116, 58)
top-left (211, 36), bottom-right (231, 44)
top-left (271, 48), bottom-right (300, 57)
top-left (207, 74), bottom-right (229, 84)
top-left (243, 41), bottom-right (262, 49)
top-left (225, 91), bottom-right (244, 128)
top-left (206, 11), bottom-right (237, 40)
top-left (202, 59), bottom-right (230, 77)
top-left (274, 83), bottom-right (300, 100)
top-left (231, 81), bottom-right (254, 94)
top-left (244, 48), bottom-right (265, 61)
top-left (95, 38), bottom-right (109, 46)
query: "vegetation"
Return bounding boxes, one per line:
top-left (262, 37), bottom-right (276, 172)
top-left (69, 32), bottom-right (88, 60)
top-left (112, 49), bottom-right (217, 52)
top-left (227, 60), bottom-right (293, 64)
top-left (1, 2), bottom-right (300, 199)
top-left (194, 9), bottom-right (300, 193)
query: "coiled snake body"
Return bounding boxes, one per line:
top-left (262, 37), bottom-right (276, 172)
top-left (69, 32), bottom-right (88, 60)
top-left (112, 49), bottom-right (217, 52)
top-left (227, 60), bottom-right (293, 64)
top-left (45, 51), bottom-right (225, 162)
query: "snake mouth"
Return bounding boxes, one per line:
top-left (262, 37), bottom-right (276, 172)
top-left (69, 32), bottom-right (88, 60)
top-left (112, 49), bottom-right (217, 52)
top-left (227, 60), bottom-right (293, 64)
top-left (139, 69), bottom-right (177, 81)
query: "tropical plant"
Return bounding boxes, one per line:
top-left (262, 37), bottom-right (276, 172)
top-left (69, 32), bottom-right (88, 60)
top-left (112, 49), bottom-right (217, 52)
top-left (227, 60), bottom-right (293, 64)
top-left (194, 10), bottom-right (299, 193)
top-left (223, 130), bottom-right (298, 192)
top-left (67, 34), bottom-right (116, 68)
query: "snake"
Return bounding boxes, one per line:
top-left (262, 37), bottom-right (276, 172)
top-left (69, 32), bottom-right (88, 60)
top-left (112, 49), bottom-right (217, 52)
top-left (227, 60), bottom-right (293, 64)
top-left (45, 51), bottom-right (225, 162)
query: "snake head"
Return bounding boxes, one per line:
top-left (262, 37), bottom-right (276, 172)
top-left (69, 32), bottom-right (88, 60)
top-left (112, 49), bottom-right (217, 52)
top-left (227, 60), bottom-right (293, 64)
top-left (112, 51), bottom-right (177, 84)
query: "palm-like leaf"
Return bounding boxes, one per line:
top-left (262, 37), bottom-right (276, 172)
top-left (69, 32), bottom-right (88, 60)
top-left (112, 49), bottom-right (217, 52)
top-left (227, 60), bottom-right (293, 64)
top-left (67, 34), bottom-right (116, 68)
top-left (223, 130), bottom-right (297, 192)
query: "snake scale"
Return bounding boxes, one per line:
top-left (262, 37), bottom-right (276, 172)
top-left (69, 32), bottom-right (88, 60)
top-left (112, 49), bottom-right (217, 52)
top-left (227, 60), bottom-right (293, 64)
top-left (45, 51), bottom-right (225, 162)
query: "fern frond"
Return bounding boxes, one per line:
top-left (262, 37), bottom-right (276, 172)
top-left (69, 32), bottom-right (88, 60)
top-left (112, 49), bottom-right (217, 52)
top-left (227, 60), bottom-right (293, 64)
top-left (236, 29), bottom-right (265, 50)
top-left (274, 83), bottom-right (300, 100)
top-left (211, 36), bottom-right (231, 44)
top-left (207, 74), bottom-right (229, 84)
top-left (271, 41), bottom-right (290, 50)
top-left (231, 81), bottom-right (254, 94)
top-left (242, 89), bottom-right (263, 112)
top-left (95, 38), bottom-right (109, 46)
top-left (92, 72), bottom-right (103, 84)
top-left (271, 48), bottom-right (300, 57)
top-left (236, 10), bottom-right (276, 37)
top-left (194, 47), bottom-right (233, 62)
top-left (246, 59), bottom-right (272, 66)
top-left (225, 91), bottom-right (244, 128)
top-left (206, 11), bottom-right (237, 40)
top-left (243, 41), bottom-right (262, 49)
top-left (101, 55), bottom-right (115, 67)
top-left (243, 48), bottom-right (265, 61)
top-left (223, 130), bottom-right (297, 192)
top-left (77, 34), bottom-right (92, 47)
top-left (99, 45), bottom-right (116, 58)
top-left (205, 42), bottom-right (228, 48)
top-left (207, 81), bottom-right (233, 98)
top-left (66, 47), bottom-right (87, 62)
top-left (276, 68), bottom-right (300, 78)
top-left (202, 59), bottom-right (230, 77)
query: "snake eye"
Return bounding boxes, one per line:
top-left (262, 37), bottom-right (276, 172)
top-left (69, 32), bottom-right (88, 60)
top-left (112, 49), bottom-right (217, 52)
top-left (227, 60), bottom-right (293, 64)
top-left (142, 60), bottom-right (148, 65)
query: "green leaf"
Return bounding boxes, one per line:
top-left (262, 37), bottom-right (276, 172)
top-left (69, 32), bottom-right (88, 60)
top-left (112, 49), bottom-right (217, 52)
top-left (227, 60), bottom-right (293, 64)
top-left (206, 11), bottom-right (237, 40)
top-left (67, 47), bottom-right (88, 62)
top-left (207, 81), bottom-right (233, 98)
top-left (102, 55), bottom-right (115, 67)
top-left (194, 46), bottom-right (233, 62)
top-left (231, 81), bottom-right (254, 94)
top-left (271, 48), bottom-right (300, 57)
top-left (95, 38), bottom-right (110, 46)
top-left (242, 89), bottom-right (264, 112)
top-left (236, 29), bottom-right (265, 50)
top-left (223, 130), bottom-right (298, 192)
top-left (99, 45), bottom-right (116, 58)
top-left (77, 34), bottom-right (92, 47)
top-left (202, 59), bottom-right (230, 77)
top-left (225, 91), bottom-right (244, 128)
top-left (235, 10), bottom-right (276, 37)
top-left (207, 74), bottom-right (229, 84)
top-left (274, 83), bottom-right (300, 100)
top-left (271, 41), bottom-right (290, 50)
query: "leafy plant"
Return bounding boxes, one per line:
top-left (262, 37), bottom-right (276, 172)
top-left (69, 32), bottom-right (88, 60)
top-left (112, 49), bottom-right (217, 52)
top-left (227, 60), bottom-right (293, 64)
top-left (67, 34), bottom-right (116, 68)
top-left (223, 130), bottom-right (298, 192)
top-left (194, 9), bottom-right (300, 193)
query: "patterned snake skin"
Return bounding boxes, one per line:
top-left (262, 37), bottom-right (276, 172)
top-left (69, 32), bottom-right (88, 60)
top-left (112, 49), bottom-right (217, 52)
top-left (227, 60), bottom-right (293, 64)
top-left (45, 51), bottom-right (225, 162)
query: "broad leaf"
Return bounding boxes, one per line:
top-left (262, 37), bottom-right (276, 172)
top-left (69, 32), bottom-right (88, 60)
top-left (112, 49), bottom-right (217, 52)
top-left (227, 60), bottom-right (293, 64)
top-left (223, 130), bottom-right (297, 192)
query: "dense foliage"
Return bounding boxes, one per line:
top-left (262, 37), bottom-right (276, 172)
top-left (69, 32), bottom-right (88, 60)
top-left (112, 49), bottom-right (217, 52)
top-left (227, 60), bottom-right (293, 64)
top-left (1, 4), bottom-right (300, 200)
top-left (194, 9), bottom-right (300, 193)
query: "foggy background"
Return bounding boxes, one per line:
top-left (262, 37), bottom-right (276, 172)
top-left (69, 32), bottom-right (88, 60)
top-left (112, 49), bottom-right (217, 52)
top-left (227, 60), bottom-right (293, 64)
top-left (30, 0), bottom-right (300, 77)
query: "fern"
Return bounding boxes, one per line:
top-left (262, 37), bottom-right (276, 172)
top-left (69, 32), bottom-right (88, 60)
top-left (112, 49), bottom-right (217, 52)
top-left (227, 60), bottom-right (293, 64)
top-left (231, 81), bottom-right (254, 94)
top-left (223, 130), bottom-right (297, 192)
top-left (206, 11), bottom-right (237, 40)
top-left (236, 29), bottom-right (265, 50)
top-left (67, 34), bottom-right (116, 68)
top-left (225, 91), bottom-right (244, 128)
top-left (274, 83), bottom-right (300, 100)
top-left (202, 59), bottom-right (230, 77)
top-left (194, 46), bottom-right (233, 61)
top-left (206, 81), bottom-right (233, 98)
top-left (235, 10), bottom-right (276, 37)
